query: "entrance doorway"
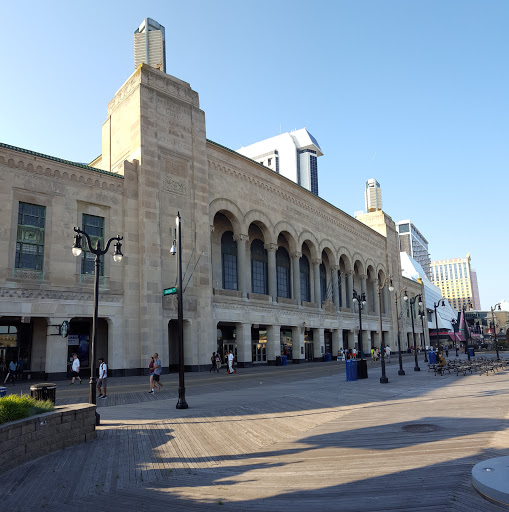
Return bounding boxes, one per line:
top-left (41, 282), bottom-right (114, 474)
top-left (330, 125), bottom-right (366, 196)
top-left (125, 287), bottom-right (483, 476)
top-left (251, 326), bottom-right (267, 363)
top-left (217, 323), bottom-right (237, 366)
top-left (304, 330), bottom-right (314, 361)
top-left (280, 327), bottom-right (293, 360)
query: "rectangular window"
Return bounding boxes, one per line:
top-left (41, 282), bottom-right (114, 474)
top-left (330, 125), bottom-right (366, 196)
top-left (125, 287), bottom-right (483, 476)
top-left (16, 202), bottom-right (46, 271)
top-left (81, 214), bottom-right (105, 275)
top-left (252, 261), bottom-right (267, 295)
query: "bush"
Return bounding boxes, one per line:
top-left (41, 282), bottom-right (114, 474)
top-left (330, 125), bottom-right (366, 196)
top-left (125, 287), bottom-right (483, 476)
top-left (0, 394), bottom-right (54, 425)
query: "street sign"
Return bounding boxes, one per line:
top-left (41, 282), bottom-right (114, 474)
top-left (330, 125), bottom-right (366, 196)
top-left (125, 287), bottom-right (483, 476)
top-left (163, 287), bottom-right (177, 296)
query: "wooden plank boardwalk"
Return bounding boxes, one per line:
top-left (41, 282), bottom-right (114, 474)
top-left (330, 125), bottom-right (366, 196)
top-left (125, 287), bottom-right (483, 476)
top-left (1, 359), bottom-right (509, 511)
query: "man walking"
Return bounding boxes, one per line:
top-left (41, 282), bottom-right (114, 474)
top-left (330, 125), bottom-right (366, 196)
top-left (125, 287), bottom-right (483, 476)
top-left (227, 350), bottom-right (235, 374)
top-left (97, 357), bottom-right (108, 399)
top-left (152, 352), bottom-right (163, 391)
top-left (70, 353), bottom-right (82, 385)
top-left (385, 345), bottom-right (391, 363)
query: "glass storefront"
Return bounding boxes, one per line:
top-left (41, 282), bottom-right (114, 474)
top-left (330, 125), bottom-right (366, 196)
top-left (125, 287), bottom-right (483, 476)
top-left (280, 328), bottom-right (293, 360)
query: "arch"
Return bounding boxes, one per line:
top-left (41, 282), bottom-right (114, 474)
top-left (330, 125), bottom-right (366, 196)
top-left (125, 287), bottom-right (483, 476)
top-left (337, 247), bottom-right (353, 271)
top-left (351, 253), bottom-right (365, 275)
top-left (273, 220), bottom-right (298, 253)
top-left (319, 239), bottom-right (337, 260)
top-left (209, 198), bottom-right (243, 235)
top-left (298, 231), bottom-right (319, 260)
top-left (365, 258), bottom-right (376, 272)
top-left (244, 209), bottom-right (274, 243)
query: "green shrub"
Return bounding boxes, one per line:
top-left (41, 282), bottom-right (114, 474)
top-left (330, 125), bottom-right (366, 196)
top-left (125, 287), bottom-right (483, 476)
top-left (0, 394), bottom-right (54, 425)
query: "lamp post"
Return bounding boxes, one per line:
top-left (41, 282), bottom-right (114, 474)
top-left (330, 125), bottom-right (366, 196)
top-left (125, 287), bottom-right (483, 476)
top-left (72, 227), bottom-right (123, 407)
top-left (419, 309), bottom-right (428, 362)
top-left (462, 302), bottom-right (473, 361)
top-left (433, 298), bottom-right (445, 353)
top-left (409, 295), bottom-right (422, 371)
top-left (377, 276), bottom-right (394, 384)
top-left (451, 319), bottom-right (458, 356)
top-left (171, 212), bottom-right (188, 409)
top-left (352, 289), bottom-right (368, 379)
top-left (393, 287), bottom-right (407, 376)
top-left (490, 303), bottom-right (501, 361)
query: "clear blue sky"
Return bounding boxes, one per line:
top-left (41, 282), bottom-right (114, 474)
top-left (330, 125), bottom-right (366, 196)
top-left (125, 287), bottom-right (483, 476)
top-left (1, 0), bottom-right (507, 309)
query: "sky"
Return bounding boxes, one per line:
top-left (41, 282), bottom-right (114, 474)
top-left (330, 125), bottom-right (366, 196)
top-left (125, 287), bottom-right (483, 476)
top-left (1, 0), bottom-right (507, 310)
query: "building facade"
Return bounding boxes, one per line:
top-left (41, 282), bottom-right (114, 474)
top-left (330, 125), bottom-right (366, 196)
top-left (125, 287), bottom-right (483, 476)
top-left (236, 129), bottom-right (322, 196)
top-left (1, 62), bottom-right (420, 379)
top-left (431, 254), bottom-right (481, 311)
top-left (396, 220), bottom-right (431, 280)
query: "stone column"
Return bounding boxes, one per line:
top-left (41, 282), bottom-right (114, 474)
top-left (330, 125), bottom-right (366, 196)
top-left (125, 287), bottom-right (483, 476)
top-left (313, 328), bottom-right (324, 359)
top-left (332, 329), bottom-right (340, 358)
top-left (266, 324), bottom-right (280, 364)
top-left (292, 325), bottom-right (305, 363)
top-left (266, 243), bottom-right (277, 303)
top-left (291, 252), bottom-right (301, 305)
top-left (236, 322), bottom-right (252, 367)
top-left (340, 272), bottom-right (347, 308)
top-left (45, 318), bottom-right (68, 380)
top-left (361, 274), bottom-right (368, 307)
top-left (347, 271), bottom-right (354, 308)
top-left (332, 266), bottom-right (340, 312)
top-left (372, 278), bottom-right (379, 315)
top-left (313, 259), bottom-right (321, 308)
top-left (234, 234), bottom-right (248, 299)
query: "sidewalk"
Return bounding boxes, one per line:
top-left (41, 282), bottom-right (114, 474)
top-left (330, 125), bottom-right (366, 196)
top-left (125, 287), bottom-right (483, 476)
top-left (1, 355), bottom-right (509, 511)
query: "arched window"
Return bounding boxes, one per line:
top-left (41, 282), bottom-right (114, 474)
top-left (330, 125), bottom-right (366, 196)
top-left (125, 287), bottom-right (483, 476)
top-left (221, 231), bottom-right (237, 290)
top-left (276, 247), bottom-right (291, 298)
top-left (300, 256), bottom-right (310, 302)
top-left (251, 239), bottom-right (268, 294)
top-left (320, 263), bottom-right (327, 301)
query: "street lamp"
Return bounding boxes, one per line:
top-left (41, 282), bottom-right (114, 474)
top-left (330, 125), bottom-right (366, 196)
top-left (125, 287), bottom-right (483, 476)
top-left (418, 309), bottom-right (428, 362)
top-left (490, 303), bottom-right (502, 361)
top-left (171, 212), bottom-right (188, 409)
top-left (451, 319), bottom-right (458, 356)
top-left (393, 287), bottom-right (407, 376)
top-left (352, 289), bottom-right (367, 379)
top-left (433, 298), bottom-right (445, 353)
top-left (377, 276), bottom-right (394, 384)
top-left (408, 295), bottom-right (423, 371)
top-left (72, 227), bottom-right (123, 408)
top-left (462, 301), bottom-right (473, 361)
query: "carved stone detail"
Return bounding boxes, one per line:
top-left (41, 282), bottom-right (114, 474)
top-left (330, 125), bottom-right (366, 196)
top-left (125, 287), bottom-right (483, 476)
top-left (12, 269), bottom-right (44, 281)
top-left (213, 288), bottom-right (242, 298)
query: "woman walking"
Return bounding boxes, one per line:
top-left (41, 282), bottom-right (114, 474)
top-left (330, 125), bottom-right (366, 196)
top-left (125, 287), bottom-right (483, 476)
top-left (148, 356), bottom-right (155, 393)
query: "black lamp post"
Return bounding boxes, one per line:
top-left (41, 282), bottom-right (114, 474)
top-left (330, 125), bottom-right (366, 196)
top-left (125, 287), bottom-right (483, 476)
top-left (490, 303), bottom-right (501, 361)
top-left (72, 227), bottom-right (123, 407)
top-left (394, 288), bottom-right (407, 376)
top-left (462, 302), bottom-right (473, 361)
top-left (451, 319), bottom-right (458, 356)
top-left (377, 276), bottom-right (394, 384)
top-left (171, 212), bottom-right (188, 409)
top-left (409, 295), bottom-right (422, 371)
top-left (419, 309), bottom-right (428, 362)
top-left (433, 298), bottom-right (445, 353)
top-left (352, 289), bottom-right (367, 379)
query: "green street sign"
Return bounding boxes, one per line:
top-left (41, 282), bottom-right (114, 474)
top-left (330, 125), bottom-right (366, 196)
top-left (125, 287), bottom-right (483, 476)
top-left (163, 287), bottom-right (177, 296)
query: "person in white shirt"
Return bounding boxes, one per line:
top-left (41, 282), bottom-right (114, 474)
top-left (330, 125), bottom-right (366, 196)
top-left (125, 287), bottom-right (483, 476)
top-left (70, 353), bottom-right (82, 385)
top-left (227, 350), bottom-right (234, 374)
top-left (385, 345), bottom-right (391, 362)
top-left (97, 358), bottom-right (108, 399)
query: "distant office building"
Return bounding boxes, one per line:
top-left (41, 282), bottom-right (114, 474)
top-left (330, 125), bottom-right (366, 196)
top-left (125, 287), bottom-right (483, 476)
top-left (236, 128), bottom-right (322, 196)
top-left (396, 220), bottom-right (431, 280)
top-left (431, 253), bottom-right (481, 311)
top-left (365, 179), bottom-right (382, 212)
top-left (134, 18), bottom-right (166, 72)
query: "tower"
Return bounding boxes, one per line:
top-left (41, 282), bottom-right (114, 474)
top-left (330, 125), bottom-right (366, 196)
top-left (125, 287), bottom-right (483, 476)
top-left (134, 18), bottom-right (166, 72)
top-left (365, 179), bottom-right (382, 212)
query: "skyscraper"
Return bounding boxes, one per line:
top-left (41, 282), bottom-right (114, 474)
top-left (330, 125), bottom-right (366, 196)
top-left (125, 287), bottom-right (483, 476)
top-left (236, 128), bottom-right (322, 196)
top-left (396, 220), bottom-right (431, 280)
top-left (431, 253), bottom-right (481, 311)
top-left (134, 18), bottom-right (166, 72)
top-left (365, 179), bottom-right (382, 212)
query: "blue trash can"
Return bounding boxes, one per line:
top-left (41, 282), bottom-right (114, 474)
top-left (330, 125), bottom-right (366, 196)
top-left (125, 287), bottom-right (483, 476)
top-left (346, 359), bottom-right (357, 381)
top-left (468, 347), bottom-right (474, 357)
top-left (428, 351), bottom-right (436, 364)
top-left (0, 387), bottom-right (6, 397)
top-left (281, 355), bottom-right (287, 366)
top-left (325, 353), bottom-right (331, 362)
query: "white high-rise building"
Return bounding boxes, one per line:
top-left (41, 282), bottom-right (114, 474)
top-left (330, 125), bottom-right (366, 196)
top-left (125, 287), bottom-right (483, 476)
top-left (396, 220), bottom-right (431, 280)
top-left (236, 128), bottom-right (322, 196)
top-left (365, 179), bottom-right (382, 212)
top-left (134, 18), bottom-right (166, 72)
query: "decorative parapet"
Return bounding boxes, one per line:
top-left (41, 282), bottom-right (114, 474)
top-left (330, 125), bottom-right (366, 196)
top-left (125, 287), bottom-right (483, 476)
top-left (12, 269), bottom-right (44, 281)
top-left (213, 288), bottom-right (242, 298)
top-left (277, 297), bottom-right (297, 306)
top-left (248, 292), bottom-right (271, 302)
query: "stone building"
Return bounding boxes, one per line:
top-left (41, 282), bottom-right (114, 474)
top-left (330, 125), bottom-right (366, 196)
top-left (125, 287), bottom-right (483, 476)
top-left (0, 63), bottom-right (426, 379)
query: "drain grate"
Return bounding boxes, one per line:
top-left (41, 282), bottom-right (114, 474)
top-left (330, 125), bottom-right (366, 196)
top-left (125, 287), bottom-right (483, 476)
top-left (402, 423), bottom-right (439, 433)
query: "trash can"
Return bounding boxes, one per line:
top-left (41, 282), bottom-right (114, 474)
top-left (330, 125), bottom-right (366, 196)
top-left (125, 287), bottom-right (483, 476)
top-left (469, 347), bottom-right (474, 357)
top-left (0, 387), bottom-right (7, 397)
top-left (325, 353), bottom-right (331, 362)
top-left (346, 359), bottom-right (357, 381)
top-left (30, 383), bottom-right (57, 404)
top-left (275, 356), bottom-right (282, 366)
top-left (281, 355), bottom-right (287, 366)
top-left (428, 351), bottom-right (436, 364)
top-left (357, 359), bottom-right (368, 379)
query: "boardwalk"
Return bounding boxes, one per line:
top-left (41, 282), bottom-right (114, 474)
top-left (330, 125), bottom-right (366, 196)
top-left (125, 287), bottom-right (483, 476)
top-left (1, 357), bottom-right (509, 511)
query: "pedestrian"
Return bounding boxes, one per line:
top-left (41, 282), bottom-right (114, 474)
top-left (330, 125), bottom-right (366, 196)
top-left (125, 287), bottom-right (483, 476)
top-left (16, 357), bottom-right (23, 380)
top-left (227, 350), bottom-right (235, 374)
top-left (70, 353), bottom-right (82, 385)
top-left (7, 359), bottom-right (17, 385)
top-left (371, 348), bottom-right (376, 364)
top-left (352, 347), bottom-right (357, 359)
top-left (148, 356), bottom-right (155, 393)
top-left (153, 352), bottom-right (163, 390)
top-left (386, 345), bottom-right (391, 363)
top-left (215, 352), bottom-right (221, 372)
top-left (210, 352), bottom-right (216, 372)
top-left (97, 357), bottom-right (108, 399)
